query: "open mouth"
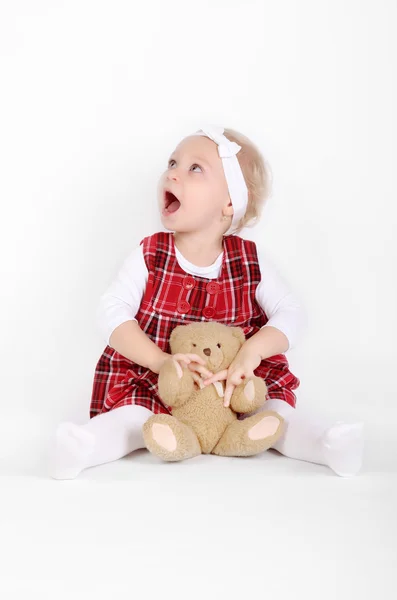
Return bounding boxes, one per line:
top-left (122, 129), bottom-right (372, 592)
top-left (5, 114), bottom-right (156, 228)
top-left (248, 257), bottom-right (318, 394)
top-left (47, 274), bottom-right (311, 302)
top-left (163, 190), bottom-right (181, 214)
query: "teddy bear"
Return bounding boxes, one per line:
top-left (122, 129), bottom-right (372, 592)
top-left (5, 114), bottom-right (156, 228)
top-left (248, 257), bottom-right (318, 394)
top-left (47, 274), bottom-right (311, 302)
top-left (143, 321), bottom-right (284, 461)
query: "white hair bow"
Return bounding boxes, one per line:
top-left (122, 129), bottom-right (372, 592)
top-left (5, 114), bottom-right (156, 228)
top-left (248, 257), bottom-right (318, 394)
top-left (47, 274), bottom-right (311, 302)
top-left (193, 125), bottom-right (248, 235)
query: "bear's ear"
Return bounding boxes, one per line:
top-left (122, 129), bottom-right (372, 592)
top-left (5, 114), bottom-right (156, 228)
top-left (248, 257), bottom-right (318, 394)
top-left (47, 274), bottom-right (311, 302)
top-left (231, 327), bottom-right (245, 347)
top-left (169, 324), bottom-right (189, 352)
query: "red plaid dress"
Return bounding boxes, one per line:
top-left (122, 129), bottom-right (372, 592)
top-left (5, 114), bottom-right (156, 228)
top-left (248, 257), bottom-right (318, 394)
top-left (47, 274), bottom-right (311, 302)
top-left (90, 231), bottom-right (300, 419)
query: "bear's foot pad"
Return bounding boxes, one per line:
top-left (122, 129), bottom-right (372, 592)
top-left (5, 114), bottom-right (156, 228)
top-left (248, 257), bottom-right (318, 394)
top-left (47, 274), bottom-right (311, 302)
top-left (143, 414), bottom-right (201, 462)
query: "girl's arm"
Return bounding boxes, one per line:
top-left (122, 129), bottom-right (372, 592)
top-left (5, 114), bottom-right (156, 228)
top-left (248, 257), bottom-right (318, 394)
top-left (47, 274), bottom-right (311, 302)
top-left (242, 325), bottom-right (289, 361)
top-left (96, 243), bottom-right (147, 346)
top-left (203, 251), bottom-right (307, 404)
top-left (109, 320), bottom-right (168, 374)
top-left (96, 244), bottom-right (169, 373)
top-left (97, 245), bottom-right (212, 377)
top-left (254, 246), bottom-right (309, 356)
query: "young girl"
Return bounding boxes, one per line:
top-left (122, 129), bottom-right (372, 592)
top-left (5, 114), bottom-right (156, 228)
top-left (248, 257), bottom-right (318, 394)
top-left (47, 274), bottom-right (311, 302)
top-left (50, 125), bottom-right (364, 479)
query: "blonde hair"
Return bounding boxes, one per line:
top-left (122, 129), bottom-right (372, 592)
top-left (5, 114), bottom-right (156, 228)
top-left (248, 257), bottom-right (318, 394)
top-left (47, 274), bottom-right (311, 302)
top-left (223, 128), bottom-right (273, 235)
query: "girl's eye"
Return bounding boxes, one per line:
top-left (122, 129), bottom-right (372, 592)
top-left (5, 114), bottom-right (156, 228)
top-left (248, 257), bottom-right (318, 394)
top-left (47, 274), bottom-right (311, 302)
top-left (167, 160), bottom-right (202, 172)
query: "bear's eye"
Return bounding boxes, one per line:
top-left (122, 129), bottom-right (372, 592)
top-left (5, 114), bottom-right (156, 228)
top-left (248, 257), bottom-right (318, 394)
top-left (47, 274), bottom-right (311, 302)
top-left (217, 343), bottom-right (221, 348)
top-left (192, 343), bottom-right (197, 347)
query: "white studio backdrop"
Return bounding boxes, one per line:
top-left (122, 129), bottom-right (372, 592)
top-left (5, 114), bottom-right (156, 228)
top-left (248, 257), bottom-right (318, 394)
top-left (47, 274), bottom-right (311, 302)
top-left (0, 0), bottom-right (396, 471)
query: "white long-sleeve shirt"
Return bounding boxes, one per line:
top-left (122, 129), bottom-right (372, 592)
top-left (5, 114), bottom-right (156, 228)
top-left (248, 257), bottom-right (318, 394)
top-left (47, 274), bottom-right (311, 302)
top-left (96, 241), bottom-right (308, 351)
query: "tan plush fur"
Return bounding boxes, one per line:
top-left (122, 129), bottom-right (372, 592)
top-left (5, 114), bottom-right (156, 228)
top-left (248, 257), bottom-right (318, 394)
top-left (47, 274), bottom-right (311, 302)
top-left (143, 322), bottom-right (284, 461)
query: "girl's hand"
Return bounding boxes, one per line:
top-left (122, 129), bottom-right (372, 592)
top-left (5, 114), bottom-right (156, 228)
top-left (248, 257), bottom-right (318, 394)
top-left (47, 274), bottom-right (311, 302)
top-left (202, 348), bottom-right (262, 408)
top-left (167, 353), bottom-right (214, 386)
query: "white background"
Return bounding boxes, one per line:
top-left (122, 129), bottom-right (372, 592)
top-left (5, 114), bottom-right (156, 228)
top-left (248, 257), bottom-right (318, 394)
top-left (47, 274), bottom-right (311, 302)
top-left (0, 1), bottom-right (396, 599)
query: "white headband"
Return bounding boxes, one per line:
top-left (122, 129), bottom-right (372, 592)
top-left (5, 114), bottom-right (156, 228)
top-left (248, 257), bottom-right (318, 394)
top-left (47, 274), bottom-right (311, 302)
top-left (192, 125), bottom-right (248, 235)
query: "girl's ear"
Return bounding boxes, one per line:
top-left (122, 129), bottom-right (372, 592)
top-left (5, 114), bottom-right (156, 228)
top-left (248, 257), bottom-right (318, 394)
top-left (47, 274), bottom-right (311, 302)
top-left (222, 201), bottom-right (234, 218)
top-left (231, 327), bottom-right (245, 347)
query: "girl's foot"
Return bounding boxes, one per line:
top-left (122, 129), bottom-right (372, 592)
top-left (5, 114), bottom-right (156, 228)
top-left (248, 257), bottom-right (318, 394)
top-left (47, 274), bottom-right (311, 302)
top-left (50, 422), bottom-right (95, 480)
top-left (322, 421), bottom-right (364, 477)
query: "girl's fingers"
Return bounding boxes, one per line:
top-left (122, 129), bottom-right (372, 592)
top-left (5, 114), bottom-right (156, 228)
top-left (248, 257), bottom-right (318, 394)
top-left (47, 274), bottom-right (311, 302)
top-left (205, 367), bottom-right (245, 387)
top-left (231, 374), bottom-right (244, 386)
top-left (223, 369), bottom-right (251, 406)
top-left (170, 354), bottom-right (212, 380)
top-left (188, 363), bottom-right (213, 379)
top-left (169, 352), bottom-right (252, 406)
top-left (223, 385), bottom-right (235, 408)
top-left (185, 353), bottom-right (207, 365)
top-left (172, 353), bottom-right (207, 366)
top-left (171, 358), bottom-right (184, 379)
top-left (172, 353), bottom-right (191, 365)
top-left (203, 369), bottom-right (228, 385)
top-left (190, 372), bottom-right (203, 386)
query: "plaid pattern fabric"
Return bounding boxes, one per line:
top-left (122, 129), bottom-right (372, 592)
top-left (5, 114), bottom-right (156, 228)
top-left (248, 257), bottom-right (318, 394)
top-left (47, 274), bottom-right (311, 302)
top-left (90, 232), bottom-right (300, 418)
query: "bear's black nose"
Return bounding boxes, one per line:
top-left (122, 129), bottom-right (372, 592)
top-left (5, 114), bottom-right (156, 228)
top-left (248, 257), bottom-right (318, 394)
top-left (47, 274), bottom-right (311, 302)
top-left (203, 348), bottom-right (211, 356)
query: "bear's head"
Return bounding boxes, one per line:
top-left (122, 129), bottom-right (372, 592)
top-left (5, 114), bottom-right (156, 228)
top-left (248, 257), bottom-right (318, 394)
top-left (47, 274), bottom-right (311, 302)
top-left (169, 321), bottom-right (246, 372)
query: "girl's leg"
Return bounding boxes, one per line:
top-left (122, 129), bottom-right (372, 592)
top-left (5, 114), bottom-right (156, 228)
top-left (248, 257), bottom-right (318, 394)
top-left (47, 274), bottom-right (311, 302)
top-left (50, 404), bottom-right (153, 480)
top-left (257, 399), bottom-right (364, 477)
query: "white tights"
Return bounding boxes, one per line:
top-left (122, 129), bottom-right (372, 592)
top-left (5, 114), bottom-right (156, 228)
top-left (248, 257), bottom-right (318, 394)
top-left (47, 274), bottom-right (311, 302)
top-left (50, 400), bottom-right (364, 480)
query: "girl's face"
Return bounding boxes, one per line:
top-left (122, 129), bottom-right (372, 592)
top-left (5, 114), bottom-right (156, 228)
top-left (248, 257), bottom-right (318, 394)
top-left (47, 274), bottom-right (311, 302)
top-left (158, 135), bottom-right (231, 233)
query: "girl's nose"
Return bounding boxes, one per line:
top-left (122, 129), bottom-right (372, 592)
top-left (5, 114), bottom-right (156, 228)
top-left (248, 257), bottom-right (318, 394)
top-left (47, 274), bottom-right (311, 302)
top-left (167, 171), bottom-right (180, 182)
